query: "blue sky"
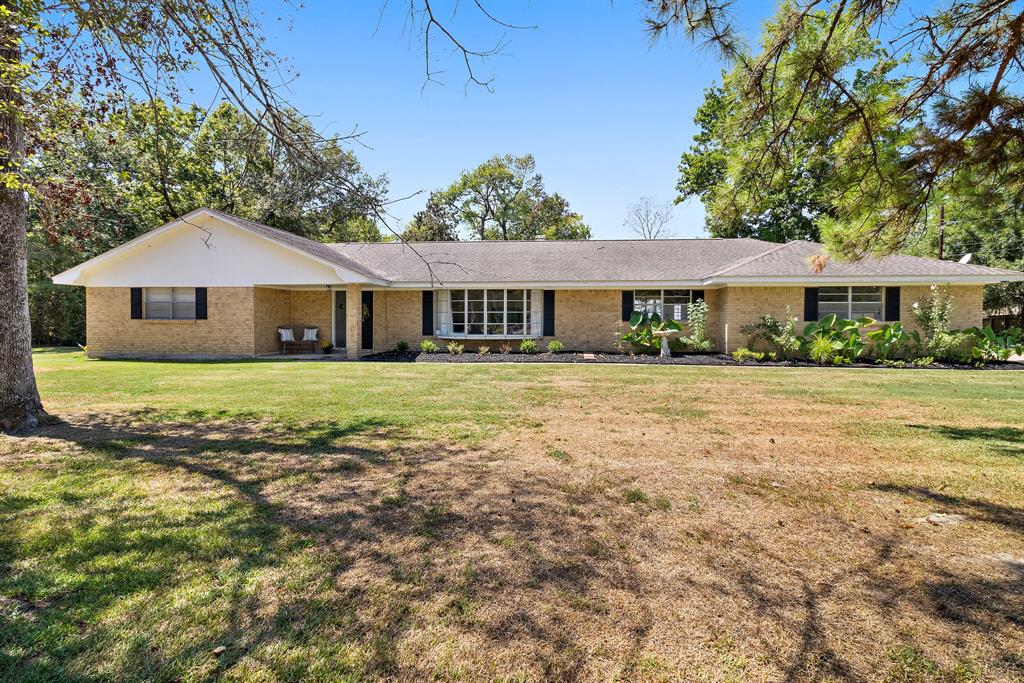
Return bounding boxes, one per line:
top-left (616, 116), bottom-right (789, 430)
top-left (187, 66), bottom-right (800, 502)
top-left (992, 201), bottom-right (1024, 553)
top-left (215, 1), bottom-right (779, 238)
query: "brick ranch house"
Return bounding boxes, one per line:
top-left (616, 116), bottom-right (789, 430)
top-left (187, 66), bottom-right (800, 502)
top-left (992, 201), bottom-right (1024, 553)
top-left (53, 208), bottom-right (1024, 359)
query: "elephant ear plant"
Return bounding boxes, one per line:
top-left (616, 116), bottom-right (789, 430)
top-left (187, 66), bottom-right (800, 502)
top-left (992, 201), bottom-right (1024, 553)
top-left (866, 322), bottom-right (921, 361)
top-left (800, 314), bottom-right (872, 365)
top-left (623, 310), bottom-right (682, 354)
top-left (964, 325), bottom-right (1024, 362)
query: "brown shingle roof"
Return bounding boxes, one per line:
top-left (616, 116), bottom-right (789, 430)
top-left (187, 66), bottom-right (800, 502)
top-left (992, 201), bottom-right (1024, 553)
top-left (714, 240), bottom-right (1022, 279)
top-left (205, 209), bottom-right (1024, 284)
top-left (328, 238), bottom-right (777, 284)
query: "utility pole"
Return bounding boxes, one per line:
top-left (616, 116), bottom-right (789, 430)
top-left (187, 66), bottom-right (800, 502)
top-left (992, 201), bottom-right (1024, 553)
top-left (937, 204), bottom-right (945, 260)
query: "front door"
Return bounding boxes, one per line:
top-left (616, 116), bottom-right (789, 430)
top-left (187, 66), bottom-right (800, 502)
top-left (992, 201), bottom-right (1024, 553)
top-left (334, 290), bottom-right (346, 348)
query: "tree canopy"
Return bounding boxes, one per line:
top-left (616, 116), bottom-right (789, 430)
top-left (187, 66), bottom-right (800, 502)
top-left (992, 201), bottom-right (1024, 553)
top-left (27, 99), bottom-right (386, 345)
top-left (403, 154), bottom-right (591, 241)
top-left (648, 0), bottom-right (1024, 258)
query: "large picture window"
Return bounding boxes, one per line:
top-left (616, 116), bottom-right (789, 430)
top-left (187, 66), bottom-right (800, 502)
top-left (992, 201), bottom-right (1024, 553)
top-left (818, 286), bottom-right (883, 320)
top-left (144, 287), bottom-right (196, 320)
top-left (633, 289), bottom-right (695, 321)
top-left (448, 289), bottom-right (534, 337)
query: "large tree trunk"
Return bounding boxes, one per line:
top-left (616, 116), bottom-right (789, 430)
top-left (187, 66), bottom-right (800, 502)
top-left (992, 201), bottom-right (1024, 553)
top-left (0, 22), bottom-right (46, 433)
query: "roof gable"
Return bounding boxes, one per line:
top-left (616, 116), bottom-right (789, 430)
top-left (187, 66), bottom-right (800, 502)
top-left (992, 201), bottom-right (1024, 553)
top-left (53, 209), bottom-right (384, 287)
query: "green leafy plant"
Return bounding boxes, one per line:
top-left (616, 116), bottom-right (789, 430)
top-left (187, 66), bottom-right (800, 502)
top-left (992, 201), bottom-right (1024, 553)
top-left (420, 339), bottom-right (439, 353)
top-left (498, 341), bottom-right (513, 354)
top-left (678, 299), bottom-right (714, 351)
top-left (800, 314), bottom-right (870, 363)
top-left (446, 341), bottom-right (464, 355)
top-left (740, 307), bottom-right (801, 358)
top-left (622, 310), bottom-right (682, 354)
top-left (395, 340), bottom-right (409, 353)
top-left (807, 334), bottom-right (844, 364)
top-left (731, 347), bottom-right (765, 363)
top-left (866, 322), bottom-right (920, 360)
top-left (911, 285), bottom-right (970, 361)
top-left (913, 356), bottom-right (935, 367)
top-left (546, 339), bottom-right (565, 353)
top-left (320, 340), bottom-right (333, 354)
top-left (477, 345), bottom-right (490, 355)
top-left (964, 325), bottom-right (1024, 362)
top-left (519, 339), bottom-right (538, 354)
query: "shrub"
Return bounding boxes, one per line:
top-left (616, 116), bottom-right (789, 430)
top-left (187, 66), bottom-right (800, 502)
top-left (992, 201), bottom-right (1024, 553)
top-left (911, 285), bottom-right (971, 362)
top-left (731, 347), bottom-right (765, 363)
top-left (546, 339), bottom-right (565, 353)
top-left (927, 331), bottom-right (973, 363)
top-left (498, 341), bottom-right (513, 354)
top-left (740, 307), bottom-right (800, 359)
top-left (420, 339), bottom-right (439, 353)
top-left (446, 341), bottom-right (464, 355)
top-left (807, 333), bottom-right (844, 364)
top-left (477, 345), bottom-right (490, 355)
top-left (965, 325), bottom-right (1024, 362)
top-left (913, 356), bottom-right (935, 367)
top-left (395, 340), bottom-right (409, 353)
top-left (320, 340), bottom-right (334, 354)
top-left (911, 285), bottom-right (953, 341)
top-left (519, 339), bottom-right (538, 354)
top-left (679, 298), bottom-right (713, 351)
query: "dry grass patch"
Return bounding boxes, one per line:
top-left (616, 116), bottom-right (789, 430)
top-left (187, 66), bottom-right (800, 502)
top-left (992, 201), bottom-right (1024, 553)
top-left (2, 354), bottom-right (1023, 681)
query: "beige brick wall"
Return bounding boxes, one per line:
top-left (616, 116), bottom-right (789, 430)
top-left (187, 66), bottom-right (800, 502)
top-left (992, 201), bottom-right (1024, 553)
top-left (900, 285), bottom-right (984, 333)
top-left (86, 284), bottom-right (987, 358)
top-left (253, 287), bottom-right (290, 355)
top-left (373, 290), bottom-right (427, 351)
top-left (86, 287), bottom-right (256, 358)
top-left (720, 284), bottom-right (986, 353)
top-left (544, 289), bottom-right (621, 351)
top-left (254, 288), bottom-right (332, 354)
top-left (718, 287), bottom-right (807, 353)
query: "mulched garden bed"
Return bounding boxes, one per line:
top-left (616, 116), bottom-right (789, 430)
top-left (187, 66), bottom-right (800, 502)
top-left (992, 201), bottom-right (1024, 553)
top-left (360, 350), bottom-right (1024, 369)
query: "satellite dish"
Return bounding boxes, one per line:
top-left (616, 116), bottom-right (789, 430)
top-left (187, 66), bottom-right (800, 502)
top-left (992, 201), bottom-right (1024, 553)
top-left (959, 253), bottom-right (972, 264)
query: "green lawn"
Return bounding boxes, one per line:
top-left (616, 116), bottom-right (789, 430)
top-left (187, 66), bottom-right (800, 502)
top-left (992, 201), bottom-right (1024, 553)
top-left (2, 349), bottom-right (1023, 681)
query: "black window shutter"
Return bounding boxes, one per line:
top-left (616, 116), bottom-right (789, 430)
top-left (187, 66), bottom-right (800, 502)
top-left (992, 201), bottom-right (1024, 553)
top-left (621, 291), bottom-right (634, 321)
top-left (130, 287), bottom-right (143, 319)
top-left (692, 290), bottom-right (705, 303)
top-left (195, 287), bottom-right (208, 320)
top-left (885, 287), bottom-right (901, 322)
top-left (421, 291), bottom-right (434, 336)
top-left (361, 290), bottom-right (374, 349)
top-left (543, 290), bottom-right (555, 336)
top-left (803, 288), bottom-right (819, 321)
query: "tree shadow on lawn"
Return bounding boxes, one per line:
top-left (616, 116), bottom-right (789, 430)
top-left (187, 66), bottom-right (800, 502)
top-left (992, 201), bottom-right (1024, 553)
top-left (906, 423), bottom-right (1024, 458)
top-left (4, 416), bottom-right (1024, 681)
top-left (2, 413), bottom-right (653, 681)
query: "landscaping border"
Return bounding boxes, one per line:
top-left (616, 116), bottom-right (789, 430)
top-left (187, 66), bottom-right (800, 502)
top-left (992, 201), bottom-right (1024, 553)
top-left (361, 350), bottom-right (1024, 370)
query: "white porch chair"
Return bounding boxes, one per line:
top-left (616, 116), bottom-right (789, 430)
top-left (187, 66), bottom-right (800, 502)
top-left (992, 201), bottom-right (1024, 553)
top-left (302, 327), bottom-right (319, 353)
top-left (277, 327), bottom-right (296, 354)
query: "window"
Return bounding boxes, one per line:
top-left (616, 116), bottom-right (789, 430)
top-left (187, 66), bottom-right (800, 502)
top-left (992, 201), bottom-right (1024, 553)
top-left (144, 287), bottom-right (196, 320)
top-left (448, 289), bottom-right (534, 337)
top-left (818, 286), bottom-right (883, 320)
top-left (633, 289), bottom-right (695, 321)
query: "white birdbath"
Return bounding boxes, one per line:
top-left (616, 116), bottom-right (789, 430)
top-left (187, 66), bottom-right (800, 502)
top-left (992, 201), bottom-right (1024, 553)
top-left (651, 330), bottom-right (679, 358)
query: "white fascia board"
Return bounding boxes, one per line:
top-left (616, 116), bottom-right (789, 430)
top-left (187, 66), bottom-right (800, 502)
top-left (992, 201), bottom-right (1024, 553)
top-left (388, 280), bottom-right (714, 289)
top-left (708, 274), bottom-right (1024, 286)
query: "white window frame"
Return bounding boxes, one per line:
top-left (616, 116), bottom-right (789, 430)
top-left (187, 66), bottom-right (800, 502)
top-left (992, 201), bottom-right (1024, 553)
top-left (633, 289), bottom-right (695, 322)
top-left (143, 287), bottom-right (197, 320)
top-left (817, 286), bottom-right (884, 320)
top-left (440, 288), bottom-right (539, 339)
